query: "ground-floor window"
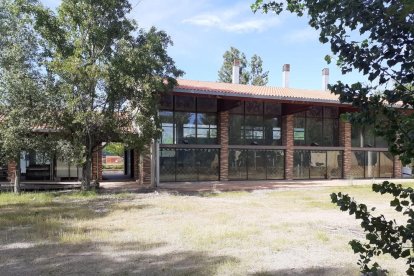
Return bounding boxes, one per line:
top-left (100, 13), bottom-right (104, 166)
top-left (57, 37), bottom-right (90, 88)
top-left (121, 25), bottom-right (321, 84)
top-left (159, 148), bottom-right (219, 182)
top-left (350, 151), bottom-right (393, 178)
top-left (228, 149), bottom-right (284, 180)
top-left (293, 150), bottom-right (343, 179)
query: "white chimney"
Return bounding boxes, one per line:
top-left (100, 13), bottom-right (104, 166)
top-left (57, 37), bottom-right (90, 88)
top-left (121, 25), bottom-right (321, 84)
top-left (232, 59), bottom-right (240, 84)
top-left (282, 64), bottom-right (290, 88)
top-left (322, 68), bottom-right (329, 91)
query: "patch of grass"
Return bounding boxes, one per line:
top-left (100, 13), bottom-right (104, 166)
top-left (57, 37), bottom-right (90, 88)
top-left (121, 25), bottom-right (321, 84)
top-left (0, 192), bottom-right (54, 207)
top-left (315, 231), bottom-right (330, 243)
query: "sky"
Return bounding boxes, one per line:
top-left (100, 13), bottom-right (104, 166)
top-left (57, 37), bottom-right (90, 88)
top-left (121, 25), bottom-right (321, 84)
top-left (42, 0), bottom-right (367, 90)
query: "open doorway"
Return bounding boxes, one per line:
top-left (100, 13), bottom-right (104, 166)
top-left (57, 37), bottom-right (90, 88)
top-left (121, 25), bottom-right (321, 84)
top-left (102, 143), bottom-right (133, 181)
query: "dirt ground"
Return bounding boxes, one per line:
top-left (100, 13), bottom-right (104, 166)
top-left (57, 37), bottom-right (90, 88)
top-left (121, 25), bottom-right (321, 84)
top-left (0, 184), bottom-right (409, 275)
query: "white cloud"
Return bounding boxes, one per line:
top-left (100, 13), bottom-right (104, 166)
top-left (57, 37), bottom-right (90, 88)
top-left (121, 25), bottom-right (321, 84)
top-left (284, 27), bottom-right (319, 43)
top-left (182, 3), bottom-right (281, 33)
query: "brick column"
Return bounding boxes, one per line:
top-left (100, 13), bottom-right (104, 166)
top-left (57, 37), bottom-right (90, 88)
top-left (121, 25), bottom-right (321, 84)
top-left (339, 120), bottom-right (352, 178)
top-left (7, 161), bottom-right (16, 182)
top-left (142, 150), bottom-right (153, 186)
top-left (133, 149), bottom-right (140, 182)
top-left (91, 148), bottom-right (103, 181)
top-left (393, 156), bottom-right (402, 178)
top-left (282, 114), bottom-right (294, 180)
top-left (219, 110), bottom-right (229, 181)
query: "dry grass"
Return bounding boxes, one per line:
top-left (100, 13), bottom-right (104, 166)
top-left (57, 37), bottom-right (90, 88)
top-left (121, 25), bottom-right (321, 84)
top-left (0, 183), bottom-right (411, 275)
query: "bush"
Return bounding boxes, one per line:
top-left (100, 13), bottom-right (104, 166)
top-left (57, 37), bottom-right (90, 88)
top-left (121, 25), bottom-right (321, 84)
top-left (103, 164), bottom-right (123, 170)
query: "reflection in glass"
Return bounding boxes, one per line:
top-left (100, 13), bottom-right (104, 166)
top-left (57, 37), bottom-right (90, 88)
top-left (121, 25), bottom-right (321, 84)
top-left (294, 117), bottom-right (306, 146)
top-left (160, 111), bottom-right (174, 144)
top-left (310, 151), bottom-right (326, 179)
top-left (365, 151), bottom-right (379, 178)
top-left (327, 151), bottom-right (343, 179)
top-left (380, 152), bottom-right (393, 178)
top-left (247, 150), bottom-right (266, 179)
top-left (264, 117), bottom-right (281, 145)
top-left (229, 149), bottom-right (247, 180)
top-left (245, 115), bottom-right (264, 144)
top-left (245, 101), bottom-right (263, 115)
top-left (197, 149), bottom-right (219, 181)
top-left (351, 125), bottom-right (363, 147)
top-left (229, 115), bottom-right (244, 144)
top-left (266, 150), bottom-right (284, 179)
top-left (351, 151), bottom-right (365, 178)
top-left (175, 112), bottom-right (196, 144)
top-left (197, 97), bottom-right (217, 112)
top-left (175, 96), bottom-right (195, 111)
top-left (160, 148), bottom-right (175, 182)
top-left (306, 117), bottom-right (323, 145)
top-left (176, 148), bottom-right (197, 181)
top-left (293, 150), bottom-right (310, 179)
top-left (323, 118), bottom-right (339, 146)
top-left (196, 113), bottom-right (217, 144)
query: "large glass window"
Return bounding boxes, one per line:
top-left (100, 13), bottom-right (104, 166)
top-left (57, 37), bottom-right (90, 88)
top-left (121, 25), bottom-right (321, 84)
top-left (351, 151), bottom-right (393, 178)
top-left (228, 101), bottom-right (281, 145)
top-left (351, 125), bottom-right (388, 148)
top-left (160, 148), bottom-right (219, 182)
top-left (229, 149), bottom-right (284, 180)
top-left (160, 111), bottom-right (174, 144)
top-left (293, 107), bottom-right (339, 146)
top-left (294, 150), bottom-right (343, 179)
top-left (159, 96), bottom-right (217, 145)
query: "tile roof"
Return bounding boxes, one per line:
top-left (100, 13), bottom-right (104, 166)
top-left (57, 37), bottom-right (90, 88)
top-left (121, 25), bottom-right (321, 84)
top-left (174, 79), bottom-right (342, 104)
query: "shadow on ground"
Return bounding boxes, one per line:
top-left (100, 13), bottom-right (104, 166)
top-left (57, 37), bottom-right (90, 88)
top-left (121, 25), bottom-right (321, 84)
top-left (0, 194), bottom-right (238, 275)
top-left (252, 267), bottom-right (357, 276)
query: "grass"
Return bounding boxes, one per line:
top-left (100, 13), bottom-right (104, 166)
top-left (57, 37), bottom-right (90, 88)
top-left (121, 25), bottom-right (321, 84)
top-left (0, 183), bottom-right (411, 275)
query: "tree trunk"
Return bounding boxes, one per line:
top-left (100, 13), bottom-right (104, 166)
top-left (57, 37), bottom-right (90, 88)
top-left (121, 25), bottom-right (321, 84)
top-left (81, 154), bottom-right (92, 191)
top-left (14, 159), bottom-right (21, 194)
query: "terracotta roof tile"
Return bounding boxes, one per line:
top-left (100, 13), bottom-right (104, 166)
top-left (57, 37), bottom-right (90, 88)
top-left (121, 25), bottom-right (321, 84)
top-left (175, 79), bottom-right (341, 104)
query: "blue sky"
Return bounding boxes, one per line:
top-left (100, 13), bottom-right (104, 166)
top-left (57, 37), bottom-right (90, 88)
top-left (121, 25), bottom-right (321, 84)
top-left (42, 0), bottom-right (367, 90)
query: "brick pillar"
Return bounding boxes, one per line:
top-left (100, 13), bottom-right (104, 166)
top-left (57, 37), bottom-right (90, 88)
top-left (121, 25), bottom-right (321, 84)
top-left (219, 110), bottom-right (229, 181)
top-left (393, 156), bottom-right (402, 178)
top-left (339, 120), bottom-right (352, 178)
top-left (282, 114), bottom-right (294, 180)
top-left (133, 149), bottom-right (140, 182)
top-left (7, 161), bottom-right (16, 182)
top-left (91, 148), bottom-right (103, 181)
top-left (142, 150), bottom-right (153, 186)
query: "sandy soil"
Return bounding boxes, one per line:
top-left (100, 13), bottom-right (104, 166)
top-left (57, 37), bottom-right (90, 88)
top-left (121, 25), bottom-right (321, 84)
top-left (0, 184), bottom-right (409, 275)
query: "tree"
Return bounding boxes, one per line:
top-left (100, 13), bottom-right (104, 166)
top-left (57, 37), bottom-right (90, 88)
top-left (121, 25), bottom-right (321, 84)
top-left (0, 0), bottom-right (63, 193)
top-left (250, 54), bottom-right (269, 86)
top-left (218, 47), bottom-right (269, 85)
top-left (252, 0), bottom-right (414, 273)
top-left (13, 0), bottom-right (183, 190)
top-left (104, 143), bottom-right (124, 157)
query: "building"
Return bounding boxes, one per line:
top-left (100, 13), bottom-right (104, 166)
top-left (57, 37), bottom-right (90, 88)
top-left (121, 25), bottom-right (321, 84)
top-left (152, 63), bottom-right (402, 185)
top-left (3, 63), bottom-right (406, 186)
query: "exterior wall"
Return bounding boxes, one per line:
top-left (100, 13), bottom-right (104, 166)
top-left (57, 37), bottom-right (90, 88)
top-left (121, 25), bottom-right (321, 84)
top-left (339, 120), bottom-right (352, 178)
top-left (133, 146), bottom-right (154, 186)
top-left (282, 114), bottom-right (294, 180)
top-left (219, 110), bottom-right (229, 181)
top-left (394, 156), bottom-right (402, 178)
top-left (91, 148), bottom-right (103, 181)
top-left (7, 161), bottom-right (16, 182)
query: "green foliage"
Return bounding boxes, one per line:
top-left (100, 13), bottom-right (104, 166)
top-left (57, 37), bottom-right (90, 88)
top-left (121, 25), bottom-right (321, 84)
top-left (331, 181), bottom-right (414, 275)
top-left (104, 143), bottom-right (124, 157)
top-left (3, 0), bottom-right (183, 190)
top-left (218, 47), bottom-right (268, 85)
top-left (252, 0), bottom-right (414, 164)
top-left (253, 1), bottom-right (414, 273)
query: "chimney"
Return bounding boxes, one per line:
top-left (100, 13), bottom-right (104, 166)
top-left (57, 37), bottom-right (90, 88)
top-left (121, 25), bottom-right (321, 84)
top-left (232, 59), bottom-right (240, 84)
top-left (322, 68), bottom-right (329, 91)
top-left (282, 64), bottom-right (290, 88)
